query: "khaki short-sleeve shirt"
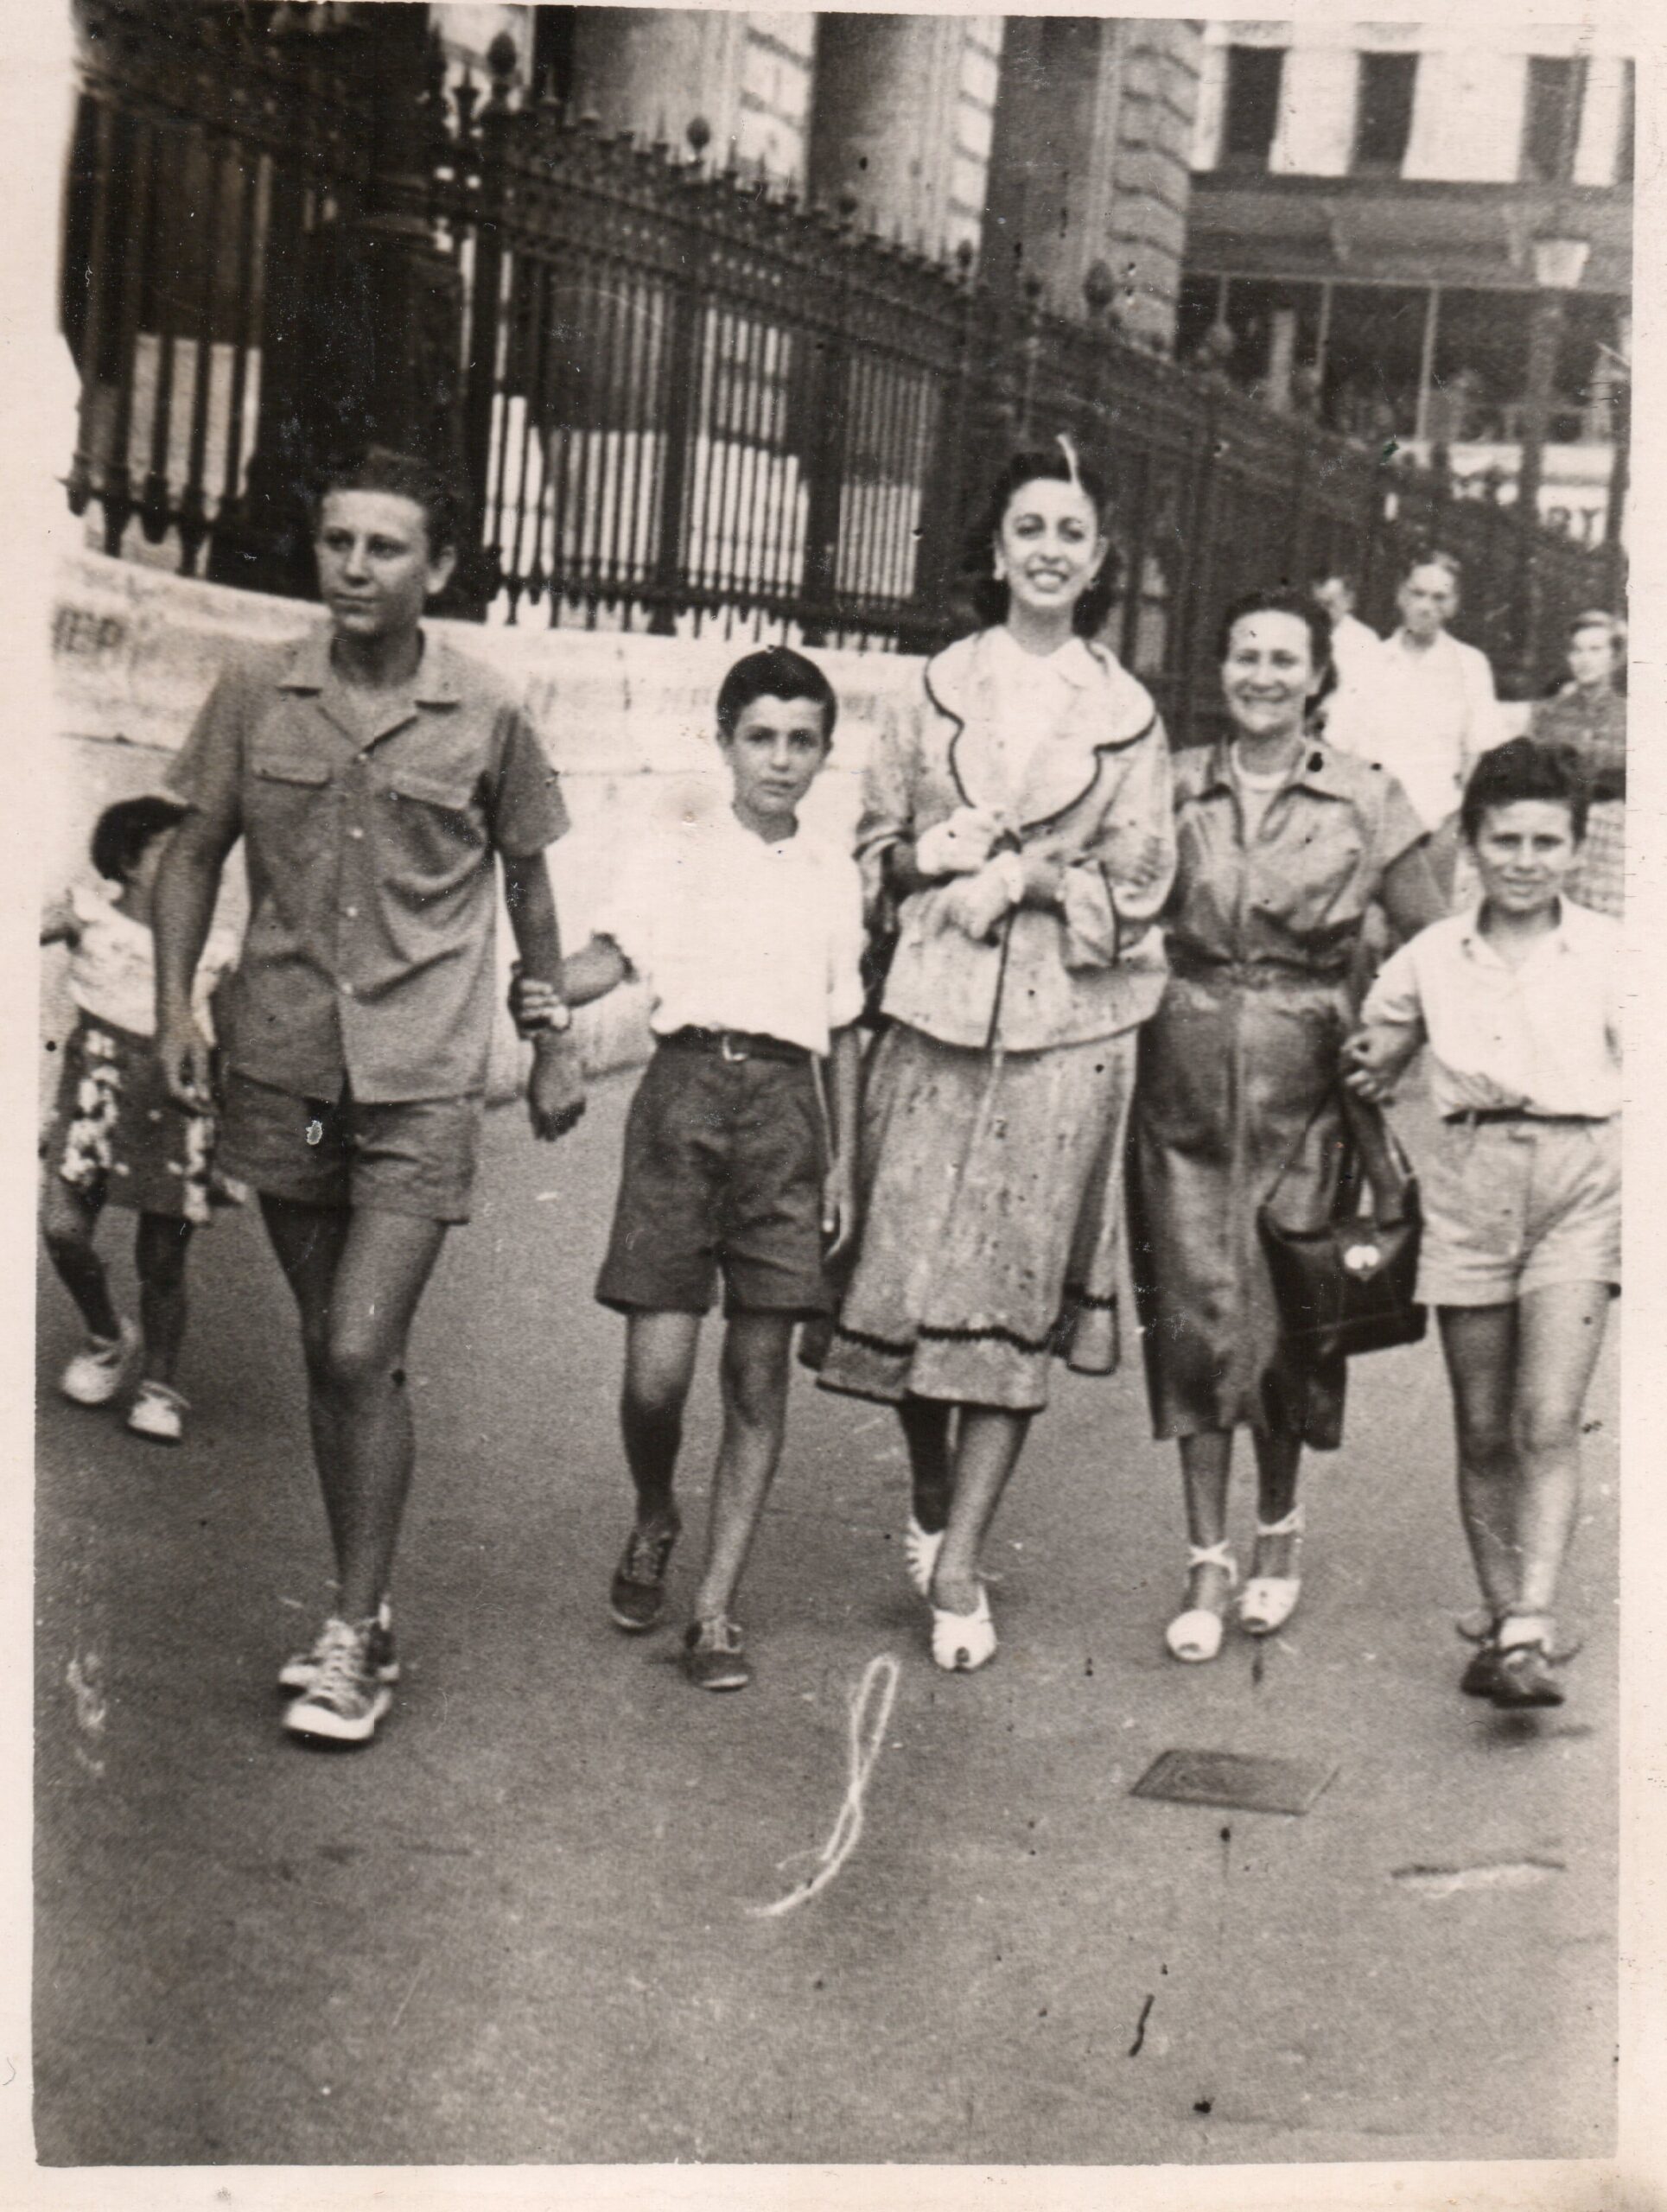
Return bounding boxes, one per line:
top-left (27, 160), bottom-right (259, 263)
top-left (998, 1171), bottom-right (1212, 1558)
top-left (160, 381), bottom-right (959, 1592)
top-left (168, 631), bottom-right (569, 1103)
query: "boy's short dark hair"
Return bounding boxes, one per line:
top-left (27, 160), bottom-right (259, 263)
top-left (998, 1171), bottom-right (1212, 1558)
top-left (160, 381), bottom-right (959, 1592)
top-left (312, 447), bottom-right (462, 557)
top-left (1403, 548), bottom-right (1461, 588)
top-left (90, 795), bottom-right (188, 883)
top-left (1460, 737), bottom-right (1589, 846)
top-left (715, 646), bottom-right (838, 746)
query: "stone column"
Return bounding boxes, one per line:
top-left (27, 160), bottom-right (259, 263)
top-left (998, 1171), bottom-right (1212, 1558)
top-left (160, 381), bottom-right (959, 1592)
top-left (805, 14), bottom-right (969, 245)
top-left (568, 8), bottom-right (748, 160)
top-left (983, 19), bottom-right (1199, 350)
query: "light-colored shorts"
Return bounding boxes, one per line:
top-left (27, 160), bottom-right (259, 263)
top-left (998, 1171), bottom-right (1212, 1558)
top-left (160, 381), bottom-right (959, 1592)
top-left (1417, 1115), bottom-right (1619, 1307)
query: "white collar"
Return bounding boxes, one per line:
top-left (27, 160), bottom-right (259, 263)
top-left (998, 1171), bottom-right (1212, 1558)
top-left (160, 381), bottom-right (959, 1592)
top-left (987, 623), bottom-right (1097, 690)
top-left (1458, 899), bottom-right (1582, 966)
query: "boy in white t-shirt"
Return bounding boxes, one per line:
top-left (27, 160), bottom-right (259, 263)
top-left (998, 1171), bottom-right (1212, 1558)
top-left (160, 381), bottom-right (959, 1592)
top-left (515, 647), bottom-right (863, 1690)
top-left (1346, 740), bottom-right (1620, 1711)
top-left (41, 797), bottom-right (239, 1443)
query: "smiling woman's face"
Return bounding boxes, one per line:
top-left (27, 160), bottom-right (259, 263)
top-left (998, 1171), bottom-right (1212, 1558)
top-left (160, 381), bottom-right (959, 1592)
top-left (1221, 609), bottom-right (1322, 743)
top-left (995, 477), bottom-right (1105, 623)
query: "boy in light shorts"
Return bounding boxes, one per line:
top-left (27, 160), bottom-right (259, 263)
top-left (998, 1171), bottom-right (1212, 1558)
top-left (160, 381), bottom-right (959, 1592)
top-left (1346, 739), bottom-right (1619, 1710)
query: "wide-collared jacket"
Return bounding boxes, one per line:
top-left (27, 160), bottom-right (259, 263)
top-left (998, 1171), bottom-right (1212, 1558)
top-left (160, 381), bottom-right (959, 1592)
top-left (860, 628), bottom-right (1176, 1053)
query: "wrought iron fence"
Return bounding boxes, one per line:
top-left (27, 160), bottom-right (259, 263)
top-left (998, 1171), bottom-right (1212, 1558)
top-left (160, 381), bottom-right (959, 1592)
top-left (64, 5), bottom-right (1617, 734)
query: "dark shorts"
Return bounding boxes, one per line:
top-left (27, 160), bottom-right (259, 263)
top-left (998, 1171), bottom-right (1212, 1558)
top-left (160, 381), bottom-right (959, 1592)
top-left (219, 1071), bottom-right (483, 1224)
top-left (596, 1040), bottom-right (830, 1318)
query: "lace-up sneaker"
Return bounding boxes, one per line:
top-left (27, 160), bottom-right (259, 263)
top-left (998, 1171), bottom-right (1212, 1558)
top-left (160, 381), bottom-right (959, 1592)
top-left (279, 1599), bottom-right (398, 1693)
top-left (608, 1513), bottom-right (681, 1633)
top-left (682, 1615), bottom-right (750, 1691)
top-left (282, 1618), bottom-right (393, 1745)
top-left (59, 1319), bottom-right (140, 1407)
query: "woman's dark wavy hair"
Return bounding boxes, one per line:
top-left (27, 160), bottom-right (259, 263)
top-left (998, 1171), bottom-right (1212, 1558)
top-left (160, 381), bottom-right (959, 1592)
top-left (1214, 586), bottom-right (1338, 715)
top-left (965, 447), bottom-right (1120, 639)
top-left (1460, 736), bottom-right (1589, 846)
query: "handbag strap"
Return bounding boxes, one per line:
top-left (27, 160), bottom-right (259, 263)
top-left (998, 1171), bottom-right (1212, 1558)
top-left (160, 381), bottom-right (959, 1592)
top-left (1337, 1086), bottom-right (1416, 1228)
top-left (1263, 1084), bottom-right (1415, 1228)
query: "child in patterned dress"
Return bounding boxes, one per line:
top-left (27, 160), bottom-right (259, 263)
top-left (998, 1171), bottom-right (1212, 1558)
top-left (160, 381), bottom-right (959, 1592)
top-left (41, 797), bottom-right (237, 1444)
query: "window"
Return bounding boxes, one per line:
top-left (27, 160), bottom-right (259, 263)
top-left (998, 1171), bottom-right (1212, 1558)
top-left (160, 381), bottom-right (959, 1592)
top-left (1521, 55), bottom-right (1585, 184)
top-left (1352, 53), bottom-right (1417, 174)
top-left (1221, 45), bottom-right (1284, 170)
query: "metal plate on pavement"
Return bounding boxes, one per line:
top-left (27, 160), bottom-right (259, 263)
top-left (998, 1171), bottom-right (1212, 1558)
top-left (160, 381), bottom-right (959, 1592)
top-left (1131, 1749), bottom-right (1338, 1816)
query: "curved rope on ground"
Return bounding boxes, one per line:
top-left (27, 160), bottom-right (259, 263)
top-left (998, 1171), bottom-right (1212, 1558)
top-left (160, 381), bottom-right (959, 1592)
top-left (749, 1654), bottom-right (901, 1919)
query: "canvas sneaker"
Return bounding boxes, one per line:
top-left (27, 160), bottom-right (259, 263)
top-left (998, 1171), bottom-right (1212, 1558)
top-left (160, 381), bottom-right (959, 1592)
top-left (126, 1380), bottom-right (188, 1445)
top-left (608, 1513), bottom-right (681, 1633)
top-left (279, 1599), bottom-right (398, 1693)
top-left (60, 1318), bottom-right (140, 1407)
top-left (282, 1617), bottom-right (394, 1745)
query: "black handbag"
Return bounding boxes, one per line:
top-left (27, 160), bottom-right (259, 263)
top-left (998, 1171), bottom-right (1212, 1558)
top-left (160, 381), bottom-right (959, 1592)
top-left (1257, 1087), bottom-right (1426, 1361)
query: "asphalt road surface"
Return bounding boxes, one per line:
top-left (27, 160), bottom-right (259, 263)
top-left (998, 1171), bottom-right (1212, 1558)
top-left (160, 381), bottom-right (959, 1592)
top-left (35, 1071), bottom-right (1618, 2168)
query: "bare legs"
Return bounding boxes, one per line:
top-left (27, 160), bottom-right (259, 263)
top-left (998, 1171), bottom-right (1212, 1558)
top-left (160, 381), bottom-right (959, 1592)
top-left (43, 1177), bottom-right (194, 1386)
top-left (260, 1198), bottom-right (449, 1623)
top-left (895, 1395), bottom-right (1032, 1617)
top-left (620, 1307), bottom-right (799, 1623)
top-left (1438, 1282), bottom-right (1610, 1626)
top-left (1174, 1426), bottom-right (1302, 1614)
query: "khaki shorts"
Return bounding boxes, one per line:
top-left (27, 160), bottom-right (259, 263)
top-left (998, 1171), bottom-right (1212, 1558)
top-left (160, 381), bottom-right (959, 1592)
top-left (1417, 1116), bottom-right (1619, 1306)
top-left (219, 1071), bottom-right (483, 1224)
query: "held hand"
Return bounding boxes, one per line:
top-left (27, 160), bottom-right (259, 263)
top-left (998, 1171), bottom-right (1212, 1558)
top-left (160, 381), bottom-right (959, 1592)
top-left (156, 1011), bottom-right (213, 1112)
top-left (528, 1033), bottom-right (586, 1141)
top-left (508, 961), bottom-right (563, 1037)
top-left (822, 1159), bottom-right (859, 1264)
top-left (915, 807), bottom-right (1005, 879)
top-left (1340, 1027), bottom-right (1399, 1105)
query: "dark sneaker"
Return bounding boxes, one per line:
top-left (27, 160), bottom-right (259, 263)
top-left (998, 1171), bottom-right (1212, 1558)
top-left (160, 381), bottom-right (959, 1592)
top-left (282, 1618), bottom-right (393, 1745)
top-left (279, 1599), bottom-right (398, 1693)
top-left (608, 1515), bottom-right (681, 1633)
top-left (682, 1616), bottom-right (751, 1692)
top-left (1490, 1638), bottom-right (1566, 1709)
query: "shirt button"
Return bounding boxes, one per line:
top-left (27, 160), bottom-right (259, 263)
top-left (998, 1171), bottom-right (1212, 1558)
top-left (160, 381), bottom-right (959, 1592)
top-left (341, 982), bottom-right (356, 998)
top-left (348, 827), bottom-right (365, 842)
top-left (344, 906), bottom-right (359, 920)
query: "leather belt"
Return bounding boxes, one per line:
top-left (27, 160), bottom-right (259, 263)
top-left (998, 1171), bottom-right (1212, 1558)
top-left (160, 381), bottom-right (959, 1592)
top-left (659, 1027), bottom-right (810, 1066)
top-left (1443, 1109), bottom-right (1607, 1128)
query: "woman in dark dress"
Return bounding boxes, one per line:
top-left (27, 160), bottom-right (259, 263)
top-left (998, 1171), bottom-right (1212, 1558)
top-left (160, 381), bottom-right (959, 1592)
top-left (1128, 588), bottom-right (1444, 1662)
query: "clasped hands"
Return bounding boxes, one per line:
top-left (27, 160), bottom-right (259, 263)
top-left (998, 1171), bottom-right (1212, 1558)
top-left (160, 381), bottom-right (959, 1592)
top-left (917, 806), bottom-right (1167, 944)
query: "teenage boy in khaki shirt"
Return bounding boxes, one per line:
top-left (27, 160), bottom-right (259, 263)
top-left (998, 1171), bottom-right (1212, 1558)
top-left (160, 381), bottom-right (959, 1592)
top-left (155, 449), bottom-right (584, 1747)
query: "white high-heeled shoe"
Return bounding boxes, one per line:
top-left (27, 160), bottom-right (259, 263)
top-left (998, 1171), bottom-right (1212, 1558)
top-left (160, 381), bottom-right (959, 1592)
top-left (1165, 1541), bottom-right (1238, 1663)
top-left (931, 1583), bottom-right (997, 1672)
top-left (904, 1517), bottom-right (945, 1600)
top-left (1238, 1506), bottom-right (1304, 1637)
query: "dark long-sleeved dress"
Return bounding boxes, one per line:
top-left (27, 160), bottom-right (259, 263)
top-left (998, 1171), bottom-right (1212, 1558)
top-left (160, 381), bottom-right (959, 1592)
top-left (1128, 736), bottom-right (1434, 1448)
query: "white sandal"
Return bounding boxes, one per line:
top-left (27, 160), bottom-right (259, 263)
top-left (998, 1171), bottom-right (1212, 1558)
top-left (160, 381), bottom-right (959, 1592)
top-left (931, 1583), bottom-right (996, 1672)
top-left (1239, 1506), bottom-right (1304, 1637)
top-left (1165, 1541), bottom-right (1238, 1663)
top-left (904, 1517), bottom-right (945, 1600)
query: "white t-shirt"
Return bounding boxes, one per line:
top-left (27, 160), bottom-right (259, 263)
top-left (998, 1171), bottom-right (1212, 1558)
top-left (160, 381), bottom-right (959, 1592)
top-left (1362, 899), bottom-right (1621, 1122)
top-left (1328, 628), bottom-right (1504, 832)
top-left (63, 880), bottom-right (235, 1039)
top-left (594, 807), bottom-right (865, 1056)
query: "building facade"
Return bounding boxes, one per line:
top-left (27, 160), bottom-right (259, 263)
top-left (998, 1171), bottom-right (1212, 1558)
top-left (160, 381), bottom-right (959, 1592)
top-left (1180, 21), bottom-right (1633, 544)
top-left (442, 9), bottom-right (1204, 346)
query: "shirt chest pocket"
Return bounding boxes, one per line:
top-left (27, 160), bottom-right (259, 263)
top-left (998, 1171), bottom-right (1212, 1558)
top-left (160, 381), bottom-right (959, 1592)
top-left (381, 765), bottom-right (488, 888)
top-left (246, 748), bottom-right (334, 854)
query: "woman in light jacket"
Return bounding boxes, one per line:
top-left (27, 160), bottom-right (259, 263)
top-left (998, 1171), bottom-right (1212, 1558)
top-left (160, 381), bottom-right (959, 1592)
top-left (819, 444), bottom-right (1175, 1672)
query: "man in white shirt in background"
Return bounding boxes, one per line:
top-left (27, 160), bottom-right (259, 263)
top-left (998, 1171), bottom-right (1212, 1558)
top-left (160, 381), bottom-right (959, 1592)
top-left (1311, 570), bottom-right (1381, 702)
top-left (1325, 551), bottom-right (1505, 899)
